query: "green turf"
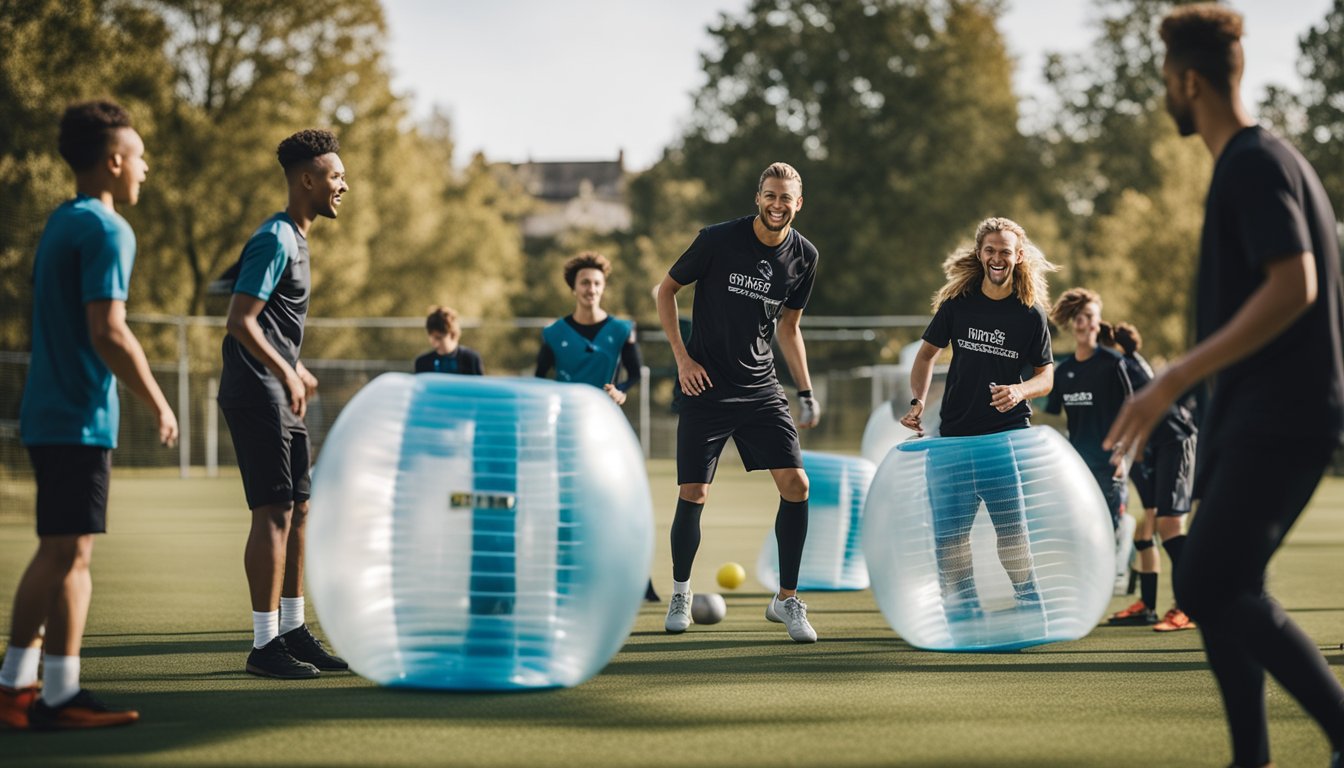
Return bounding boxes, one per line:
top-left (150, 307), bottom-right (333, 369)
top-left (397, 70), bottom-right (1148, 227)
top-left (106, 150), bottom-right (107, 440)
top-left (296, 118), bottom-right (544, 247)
top-left (2, 462), bottom-right (1343, 767)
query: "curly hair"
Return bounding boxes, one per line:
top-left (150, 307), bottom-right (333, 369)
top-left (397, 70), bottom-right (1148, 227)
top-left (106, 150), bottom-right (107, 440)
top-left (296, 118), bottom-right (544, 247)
top-left (58, 100), bottom-right (133, 172)
top-left (932, 217), bottom-right (1056, 311)
top-left (1160, 4), bottom-right (1244, 96)
top-left (1098, 321), bottom-right (1116, 349)
top-left (1113, 322), bottom-right (1143, 356)
top-left (277, 129), bottom-right (340, 171)
top-left (425, 305), bottom-right (460, 337)
top-left (1049, 287), bottom-right (1102, 327)
top-left (563, 251), bottom-right (612, 289)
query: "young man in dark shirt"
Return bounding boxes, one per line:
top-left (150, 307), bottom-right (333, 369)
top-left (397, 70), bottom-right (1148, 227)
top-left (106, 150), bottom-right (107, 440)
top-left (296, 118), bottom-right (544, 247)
top-left (219, 130), bottom-right (350, 679)
top-left (1106, 6), bottom-right (1344, 766)
top-left (1045, 288), bottom-right (1136, 599)
top-left (1106, 322), bottom-right (1198, 631)
top-left (414, 305), bottom-right (483, 375)
top-left (655, 162), bottom-right (821, 643)
top-left (900, 217), bottom-right (1055, 620)
top-left (535, 251), bottom-right (641, 405)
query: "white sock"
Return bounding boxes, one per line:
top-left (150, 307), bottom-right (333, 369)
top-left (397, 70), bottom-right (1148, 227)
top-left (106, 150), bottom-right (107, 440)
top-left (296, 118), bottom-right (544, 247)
top-left (41, 655), bottom-right (79, 707)
top-left (253, 610), bottom-right (279, 649)
top-left (0, 644), bottom-right (41, 689)
top-left (279, 596), bottom-right (305, 635)
top-left (672, 580), bottom-right (691, 595)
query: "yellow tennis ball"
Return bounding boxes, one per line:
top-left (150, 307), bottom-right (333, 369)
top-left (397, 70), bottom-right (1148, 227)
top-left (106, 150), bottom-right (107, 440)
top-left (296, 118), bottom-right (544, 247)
top-left (716, 562), bottom-right (746, 590)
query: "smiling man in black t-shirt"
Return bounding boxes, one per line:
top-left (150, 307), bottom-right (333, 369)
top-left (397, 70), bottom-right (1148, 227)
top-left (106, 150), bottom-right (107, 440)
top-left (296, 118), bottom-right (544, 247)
top-left (655, 162), bottom-right (820, 643)
top-left (901, 217), bottom-right (1056, 620)
top-left (1105, 7), bottom-right (1344, 766)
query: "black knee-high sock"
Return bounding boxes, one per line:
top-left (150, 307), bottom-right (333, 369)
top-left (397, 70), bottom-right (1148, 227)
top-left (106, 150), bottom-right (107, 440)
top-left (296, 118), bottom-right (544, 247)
top-left (775, 497), bottom-right (809, 591)
top-left (1140, 573), bottom-right (1159, 611)
top-left (1163, 534), bottom-right (1187, 600)
top-left (670, 499), bottom-right (704, 582)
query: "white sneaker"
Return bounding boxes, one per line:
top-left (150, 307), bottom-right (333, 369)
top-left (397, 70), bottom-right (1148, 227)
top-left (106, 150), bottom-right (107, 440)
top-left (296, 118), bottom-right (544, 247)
top-left (765, 598), bottom-right (783, 623)
top-left (665, 592), bottom-right (692, 633)
top-left (770, 596), bottom-right (817, 643)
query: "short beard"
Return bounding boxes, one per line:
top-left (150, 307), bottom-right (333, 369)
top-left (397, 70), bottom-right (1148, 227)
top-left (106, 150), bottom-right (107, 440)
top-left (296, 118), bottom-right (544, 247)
top-left (758, 212), bottom-right (789, 232)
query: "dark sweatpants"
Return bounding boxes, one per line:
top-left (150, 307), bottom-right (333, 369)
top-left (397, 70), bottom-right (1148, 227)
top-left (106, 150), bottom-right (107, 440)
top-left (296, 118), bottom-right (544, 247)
top-left (1174, 436), bottom-right (1344, 767)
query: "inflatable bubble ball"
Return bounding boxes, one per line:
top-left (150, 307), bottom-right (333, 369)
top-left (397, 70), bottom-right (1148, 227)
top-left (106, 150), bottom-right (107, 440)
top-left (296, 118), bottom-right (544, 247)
top-left (307, 374), bottom-right (654, 690)
top-left (860, 398), bottom-right (941, 467)
top-left (861, 427), bottom-right (1114, 652)
top-left (757, 451), bottom-right (876, 593)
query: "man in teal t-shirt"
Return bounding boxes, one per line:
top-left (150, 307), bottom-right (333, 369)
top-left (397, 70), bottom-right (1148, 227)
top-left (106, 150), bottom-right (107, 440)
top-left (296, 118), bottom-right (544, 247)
top-left (2, 101), bottom-right (177, 732)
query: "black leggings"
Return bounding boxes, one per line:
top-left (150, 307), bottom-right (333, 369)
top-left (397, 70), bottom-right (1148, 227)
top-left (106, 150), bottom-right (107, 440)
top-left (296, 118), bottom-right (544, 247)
top-left (1174, 437), bottom-right (1344, 767)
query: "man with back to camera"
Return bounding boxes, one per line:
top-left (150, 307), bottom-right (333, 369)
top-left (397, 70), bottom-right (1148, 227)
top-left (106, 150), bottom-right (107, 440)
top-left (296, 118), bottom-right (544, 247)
top-left (0, 100), bottom-right (178, 730)
top-left (1106, 6), bottom-right (1344, 766)
top-left (900, 217), bottom-right (1055, 620)
top-left (655, 161), bottom-right (821, 643)
top-left (218, 129), bottom-right (350, 679)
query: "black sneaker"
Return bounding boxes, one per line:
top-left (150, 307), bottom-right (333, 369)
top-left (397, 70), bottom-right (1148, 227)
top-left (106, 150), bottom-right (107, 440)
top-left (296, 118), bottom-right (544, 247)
top-left (246, 637), bottom-right (320, 679)
top-left (644, 579), bottom-right (661, 603)
top-left (28, 689), bottom-right (138, 730)
top-left (281, 625), bottom-right (348, 671)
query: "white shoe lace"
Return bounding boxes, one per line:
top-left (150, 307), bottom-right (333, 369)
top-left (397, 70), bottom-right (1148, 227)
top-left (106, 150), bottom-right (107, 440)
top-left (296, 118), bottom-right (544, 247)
top-left (669, 593), bottom-right (691, 616)
top-left (782, 597), bottom-right (808, 622)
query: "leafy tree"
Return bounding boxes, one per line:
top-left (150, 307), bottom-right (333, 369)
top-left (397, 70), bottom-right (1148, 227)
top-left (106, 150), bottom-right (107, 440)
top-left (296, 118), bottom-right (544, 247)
top-left (661, 0), bottom-right (1029, 315)
top-left (1261, 0), bottom-right (1343, 217)
top-left (0, 0), bottom-right (173, 348)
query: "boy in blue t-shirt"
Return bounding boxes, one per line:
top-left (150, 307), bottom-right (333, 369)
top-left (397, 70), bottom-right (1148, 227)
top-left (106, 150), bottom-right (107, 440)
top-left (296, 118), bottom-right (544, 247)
top-left (1, 101), bottom-right (178, 731)
top-left (218, 130), bottom-right (349, 679)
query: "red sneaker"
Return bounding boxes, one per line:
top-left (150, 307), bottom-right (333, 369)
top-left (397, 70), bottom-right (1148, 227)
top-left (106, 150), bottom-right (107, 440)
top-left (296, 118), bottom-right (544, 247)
top-left (1154, 608), bottom-right (1196, 632)
top-left (27, 689), bottom-right (139, 730)
top-left (0, 685), bottom-right (39, 730)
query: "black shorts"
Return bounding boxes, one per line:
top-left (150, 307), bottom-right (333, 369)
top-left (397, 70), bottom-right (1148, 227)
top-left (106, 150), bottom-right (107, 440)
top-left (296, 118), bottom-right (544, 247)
top-left (222, 404), bottom-right (311, 509)
top-left (1131, 437), bottom-right (1194, 516)
top-left (28, 445), bottom-right (111, 536)
top-left (676, 394), bottom-right (803, 485)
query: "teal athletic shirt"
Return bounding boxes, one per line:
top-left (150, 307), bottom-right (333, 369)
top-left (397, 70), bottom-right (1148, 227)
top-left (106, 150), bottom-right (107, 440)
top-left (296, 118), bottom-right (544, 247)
top-left (20, 194), bottom-right (136, 448)
top-left (218, 212), bottom-right (309, 408)
top-left (541, 316), bottom-right (634, 388)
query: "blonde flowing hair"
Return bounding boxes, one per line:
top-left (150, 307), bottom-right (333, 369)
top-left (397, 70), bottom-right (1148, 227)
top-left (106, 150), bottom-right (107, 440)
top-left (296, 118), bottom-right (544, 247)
top-left (931, 217), bottom-right (1057, 312)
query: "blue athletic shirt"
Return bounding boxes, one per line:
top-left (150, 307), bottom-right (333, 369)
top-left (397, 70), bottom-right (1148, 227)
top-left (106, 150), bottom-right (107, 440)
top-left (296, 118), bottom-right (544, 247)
top-left (540, 316), bottom-right (635, 388)
top-left (218, 213), bottom-right (310, 408)
top-left (20, 195), bottom-right (135, 448)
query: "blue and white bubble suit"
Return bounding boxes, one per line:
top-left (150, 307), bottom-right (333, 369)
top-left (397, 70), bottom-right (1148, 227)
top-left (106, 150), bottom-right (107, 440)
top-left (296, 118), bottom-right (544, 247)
top-left (860, 398), bottom-right (941, 466)
top-left (757, 451), bottom-right (876, 592)
top-left (861, 427), bottom-right (1113, 651)
top-left (307, 374), bottom-right (653, 690)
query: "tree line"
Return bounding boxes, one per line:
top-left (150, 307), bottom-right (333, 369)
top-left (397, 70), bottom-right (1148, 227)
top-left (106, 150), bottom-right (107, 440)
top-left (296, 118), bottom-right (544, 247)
top-left (1, 0), bottom-right (1339, 364)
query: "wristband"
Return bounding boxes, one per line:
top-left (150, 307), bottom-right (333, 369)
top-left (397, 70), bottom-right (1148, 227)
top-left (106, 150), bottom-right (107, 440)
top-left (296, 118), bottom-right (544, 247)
top-left (798, 389), bottom-right (813, 399)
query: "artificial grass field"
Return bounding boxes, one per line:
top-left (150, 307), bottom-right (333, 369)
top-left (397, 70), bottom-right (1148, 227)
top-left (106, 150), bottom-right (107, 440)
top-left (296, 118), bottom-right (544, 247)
top-left (2, 461), bottom-right (1343, 767)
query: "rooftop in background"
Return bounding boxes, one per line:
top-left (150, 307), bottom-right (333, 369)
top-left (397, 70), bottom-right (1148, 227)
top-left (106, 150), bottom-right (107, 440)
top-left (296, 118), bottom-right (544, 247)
top-left (501, 152), bottom-right (630, 238)
top-left (511, 151), bottom-right (625, 202)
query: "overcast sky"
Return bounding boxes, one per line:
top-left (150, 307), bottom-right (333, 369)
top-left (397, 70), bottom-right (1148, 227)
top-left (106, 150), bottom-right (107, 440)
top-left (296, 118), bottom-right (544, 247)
top-left (381, 0), bottom-right (1333, 170)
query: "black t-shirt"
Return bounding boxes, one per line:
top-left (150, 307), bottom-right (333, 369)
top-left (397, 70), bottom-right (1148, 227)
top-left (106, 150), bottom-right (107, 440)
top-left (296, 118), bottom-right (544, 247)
top-left (669, 216), bottom-right (818, 403)
top-left (922, 288), bottom-right (1053, 436)
top-left (1045, 347), bottom-right (1131, 469)
top-left (1196, 126), bottom-right (1344, 450)
top-left (415, 346), bottom-right (483, 375)
top-left (1121, 353), bottom-right (1196, 446)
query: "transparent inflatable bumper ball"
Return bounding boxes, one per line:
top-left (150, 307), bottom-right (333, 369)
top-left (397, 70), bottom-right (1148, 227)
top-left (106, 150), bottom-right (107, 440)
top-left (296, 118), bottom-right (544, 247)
top-left (861, 427), bottom-right (1114, 652)
top-left (307, 374), bottom-right (654, 689)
